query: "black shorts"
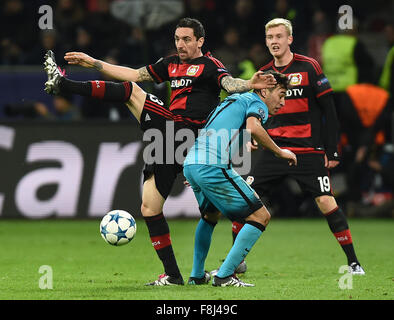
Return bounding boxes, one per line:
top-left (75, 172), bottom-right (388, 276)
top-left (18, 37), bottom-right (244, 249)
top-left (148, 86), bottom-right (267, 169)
top-left (247, 150), bottom-right (333, 199)
top-left (140, 93), bottom-right (201, 199)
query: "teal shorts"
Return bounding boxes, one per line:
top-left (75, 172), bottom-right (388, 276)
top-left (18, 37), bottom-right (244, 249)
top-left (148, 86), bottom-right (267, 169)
top-left (183, 164), bottom-right (263, 221)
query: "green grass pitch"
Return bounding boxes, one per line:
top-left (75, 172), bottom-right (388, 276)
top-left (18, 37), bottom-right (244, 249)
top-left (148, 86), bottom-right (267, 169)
top-left (0, 218), bottom-right (392, 300)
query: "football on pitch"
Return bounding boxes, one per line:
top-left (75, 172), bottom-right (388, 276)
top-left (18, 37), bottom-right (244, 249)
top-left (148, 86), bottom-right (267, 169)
top-left (100, 210), bottom-right (137, 246)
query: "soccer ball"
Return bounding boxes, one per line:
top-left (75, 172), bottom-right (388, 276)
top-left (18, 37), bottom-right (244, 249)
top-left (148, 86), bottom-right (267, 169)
top-left (100, 210), bottom-right (137, 246)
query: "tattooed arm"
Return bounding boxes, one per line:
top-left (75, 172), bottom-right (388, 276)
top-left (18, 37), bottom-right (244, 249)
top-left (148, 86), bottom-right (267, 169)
top-left (221, 76), bottom-right (251, 93)
top-left (92, 60), bottom-right (152, 82)
top-left (64, 51), bottom-right (154, 82)
top-left (221, 72), bottom-right (277, 93)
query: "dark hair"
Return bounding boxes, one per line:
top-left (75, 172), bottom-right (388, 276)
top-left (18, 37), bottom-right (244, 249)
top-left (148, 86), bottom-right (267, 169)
top-left (176, 18), bottom-right (205, 39)
top-left (264, 70), bottom-right (291, 91)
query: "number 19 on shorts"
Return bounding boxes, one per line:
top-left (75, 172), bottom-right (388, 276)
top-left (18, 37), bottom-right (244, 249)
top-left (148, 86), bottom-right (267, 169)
top-left (317, 176), bottom-right (331, 192)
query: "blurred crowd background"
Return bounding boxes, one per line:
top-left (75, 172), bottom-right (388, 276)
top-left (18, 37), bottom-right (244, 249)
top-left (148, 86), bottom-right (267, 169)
top-left (1, 0), bottom-right (393, 217)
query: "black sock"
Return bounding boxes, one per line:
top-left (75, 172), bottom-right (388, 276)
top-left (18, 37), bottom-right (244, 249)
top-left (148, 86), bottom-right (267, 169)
top-left (143, 213), bottom-right (182, 278)
top-left (59, 78), bottom-right (132, 102)
top-left (324, 206), bottom-right (359, 265)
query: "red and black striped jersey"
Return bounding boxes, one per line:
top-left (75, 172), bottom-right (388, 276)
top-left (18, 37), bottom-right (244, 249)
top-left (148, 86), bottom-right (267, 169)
top-left (260, 53), bottom-right (334, 154)
top-left (147, 52), bottom-right (230, 126)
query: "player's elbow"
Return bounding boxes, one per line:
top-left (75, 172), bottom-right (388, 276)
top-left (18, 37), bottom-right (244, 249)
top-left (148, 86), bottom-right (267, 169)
top-left (123, 69), bottom-right (138, 82)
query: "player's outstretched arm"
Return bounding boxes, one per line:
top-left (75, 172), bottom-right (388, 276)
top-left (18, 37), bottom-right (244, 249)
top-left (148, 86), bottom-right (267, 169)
top-left (221, 72), bottom-right (276, 94)
top-left (246, 117), bottom-right (297, 166)
top-left (64, 51), bottom-right (154, 82)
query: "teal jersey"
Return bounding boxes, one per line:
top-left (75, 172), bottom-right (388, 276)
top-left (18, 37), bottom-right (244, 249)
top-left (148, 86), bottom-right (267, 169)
top-left (184, 92), bottom-right (269, 168)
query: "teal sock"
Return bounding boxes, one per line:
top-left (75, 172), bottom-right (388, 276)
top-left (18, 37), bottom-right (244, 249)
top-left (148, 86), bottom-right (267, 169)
top-left (216, 223), bottom-right (263, 278)
top-left (191, 218), bottom-right (215, 278)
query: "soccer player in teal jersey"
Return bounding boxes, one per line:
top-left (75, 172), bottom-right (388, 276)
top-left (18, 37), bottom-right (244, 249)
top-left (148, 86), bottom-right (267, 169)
top-left (184, 71), bottom-right (297, 287)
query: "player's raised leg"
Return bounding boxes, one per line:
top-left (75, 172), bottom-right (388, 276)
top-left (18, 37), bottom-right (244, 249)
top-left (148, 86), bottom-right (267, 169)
top-left (43, 50), bottom-right (145, 122)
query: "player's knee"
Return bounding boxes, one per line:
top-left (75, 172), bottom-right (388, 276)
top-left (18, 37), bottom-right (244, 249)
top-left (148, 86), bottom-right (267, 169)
top-left (246, 206), bottom-right (271, 226)
top-left (140, 202), bottom-right (149, 216)
top-left (140, 201), bottom-right (158, 217)
top-left (203, 211), bottom-right (220, 224)
top-left (127, 83), bottom-right (147, 121)
top-left (259, 206), bottom-right (271, 225)
top-left (130, 82), bottom-right (146, 102)
top-left (315, 195), bottom-right (337, 213)
top-left (262, 210), bottom-right (271, 225)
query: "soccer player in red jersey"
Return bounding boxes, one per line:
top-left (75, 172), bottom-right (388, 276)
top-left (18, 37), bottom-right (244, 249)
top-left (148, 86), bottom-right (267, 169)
top-left (43, 18), bottom-right (276, 285)
top-left (229, 18), bottom-right (365, 275)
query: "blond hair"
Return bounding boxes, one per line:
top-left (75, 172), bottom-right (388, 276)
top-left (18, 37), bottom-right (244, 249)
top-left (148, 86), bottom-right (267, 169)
top-left (265, 18), bottom-right (293, 36)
